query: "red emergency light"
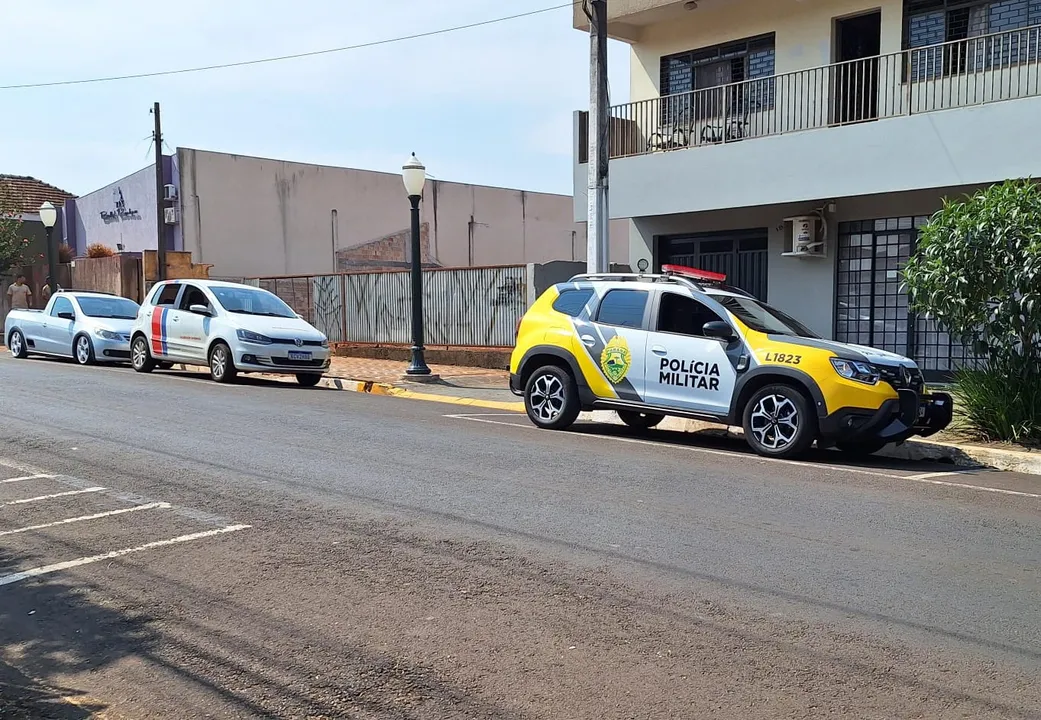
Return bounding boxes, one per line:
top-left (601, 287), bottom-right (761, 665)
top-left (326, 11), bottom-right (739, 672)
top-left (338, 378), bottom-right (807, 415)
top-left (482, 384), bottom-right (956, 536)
top-left (660, 264), bottom-right (728, 283)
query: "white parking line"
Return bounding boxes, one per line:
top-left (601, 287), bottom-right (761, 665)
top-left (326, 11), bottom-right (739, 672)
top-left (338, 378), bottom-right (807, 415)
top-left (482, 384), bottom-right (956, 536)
top-left (0, 474), bottom-right (55, 484)
top-left (0, 524), bottom-right (252, 587)
top-left (0, 487), bottom-right (106, 507)
top-left (446, 414), bottom-right (1041, 500)
top-left (0, 502), bottom-right (171, 537)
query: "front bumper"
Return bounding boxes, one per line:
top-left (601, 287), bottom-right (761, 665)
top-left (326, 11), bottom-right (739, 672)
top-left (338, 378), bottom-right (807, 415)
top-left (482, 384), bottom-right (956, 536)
top-left (509, 373), bottom-right (523, 396)
top-left (94, 336), bottom-right (132, 362)
top-left (820, 390), bottom-right (954, 445)
top-left (235, 347), bottom-right (331, 374)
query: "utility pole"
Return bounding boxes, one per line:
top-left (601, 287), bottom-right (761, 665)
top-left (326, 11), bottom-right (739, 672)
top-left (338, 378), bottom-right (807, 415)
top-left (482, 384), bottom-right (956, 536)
top-left (586, 0), bottom-right (609, 274)
top-left (152, 102), bottom-right (166, 281)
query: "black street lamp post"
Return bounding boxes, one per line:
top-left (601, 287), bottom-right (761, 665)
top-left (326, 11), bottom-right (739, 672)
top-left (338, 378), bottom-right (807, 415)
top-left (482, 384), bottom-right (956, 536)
top-left (402, 153), bottom-right (432, 377)
top-left (39, 202), bottom-right (59, 295)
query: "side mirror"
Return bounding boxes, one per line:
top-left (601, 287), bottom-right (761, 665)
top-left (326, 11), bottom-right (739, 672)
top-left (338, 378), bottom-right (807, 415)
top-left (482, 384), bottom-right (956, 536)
top-left (189, 304), bottom-right (211, 316)
top-left (57, 311), bottom-right (75, 321)
top-left (702, 320), bottom-right (735, 341)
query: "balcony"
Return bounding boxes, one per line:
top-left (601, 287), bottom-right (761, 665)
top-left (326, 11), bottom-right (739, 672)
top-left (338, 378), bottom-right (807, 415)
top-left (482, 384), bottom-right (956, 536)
top-left (574, 24), bottom-right (1041, 219)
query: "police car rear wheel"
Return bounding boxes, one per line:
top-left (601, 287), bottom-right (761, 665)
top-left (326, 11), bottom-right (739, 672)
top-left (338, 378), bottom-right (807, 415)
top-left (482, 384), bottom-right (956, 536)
top-left (131, 336), bottom-right (155, 373)
top-left (743, 384), bottom-right (817, 459)
top-left (209, 342), bottom-right (238, 383)
top-left (524, 365), bottom-right (579, 430)
top-left (617, 410), bottom-right (665, 430)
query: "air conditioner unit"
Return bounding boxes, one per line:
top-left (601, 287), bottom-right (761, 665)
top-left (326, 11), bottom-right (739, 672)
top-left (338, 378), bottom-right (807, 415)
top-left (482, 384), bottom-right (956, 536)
top-left (163, 184), bottom-right (178, 201)
top-left (164, 207), bottom-right (180, 225)
top-left (782, 215), bottom-right (826, 258)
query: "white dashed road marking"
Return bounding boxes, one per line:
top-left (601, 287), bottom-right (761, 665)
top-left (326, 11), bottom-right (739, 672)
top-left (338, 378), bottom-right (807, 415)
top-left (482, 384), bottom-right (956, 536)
top-left (0, 456), bottom-right (252, 588)
top-left (1, 474), bottom-right (55, 484)
top-left (446, 414), bottom-right (1041, 501)
top-left (0, 487), bottom-right (106, 507)
top-left (0, 524), bottom-right (252, 587)
top-left (0, 502), bottom-right (172, 537)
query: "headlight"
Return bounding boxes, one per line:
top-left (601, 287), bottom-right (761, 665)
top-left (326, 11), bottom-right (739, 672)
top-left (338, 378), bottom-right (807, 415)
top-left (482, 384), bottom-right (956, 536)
top-left (830, 357), bottom-right (879, 385)
top-left (95, 329), bottom-right (123, 341)
top-left (320, 337), bottom-right (329, 348)
top-left (236, 329), bottom-right (273, 344)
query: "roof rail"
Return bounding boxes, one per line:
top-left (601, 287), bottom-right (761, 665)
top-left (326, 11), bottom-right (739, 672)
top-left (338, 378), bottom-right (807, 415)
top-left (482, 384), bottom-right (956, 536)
top-left (567, 266), bottom-right (756, 299)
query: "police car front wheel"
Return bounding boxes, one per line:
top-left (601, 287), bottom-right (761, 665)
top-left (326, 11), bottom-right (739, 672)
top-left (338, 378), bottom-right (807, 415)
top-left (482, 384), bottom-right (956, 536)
top-left (742, 384), bottom-right (817, 459)
top-left (524, 365), bottom-right (580, 430)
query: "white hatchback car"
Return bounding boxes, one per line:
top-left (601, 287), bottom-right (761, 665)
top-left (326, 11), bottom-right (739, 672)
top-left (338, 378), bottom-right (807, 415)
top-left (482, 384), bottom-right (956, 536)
top-left (129, 279), bottom-right (331, 385)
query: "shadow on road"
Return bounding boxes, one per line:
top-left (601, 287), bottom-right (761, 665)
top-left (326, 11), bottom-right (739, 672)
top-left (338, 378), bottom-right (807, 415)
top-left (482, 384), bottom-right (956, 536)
top-left (0, 547), bottom-right (130, 719)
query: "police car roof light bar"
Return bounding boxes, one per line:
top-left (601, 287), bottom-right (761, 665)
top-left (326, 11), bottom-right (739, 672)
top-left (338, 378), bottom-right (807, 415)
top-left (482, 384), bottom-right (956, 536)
top-left (660, 264), bottom-right (727, 283)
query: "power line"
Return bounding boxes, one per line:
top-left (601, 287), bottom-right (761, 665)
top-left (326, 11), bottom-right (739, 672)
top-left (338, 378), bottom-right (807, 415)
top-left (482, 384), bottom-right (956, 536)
top-left (0, 2), bottom-right (580, 91)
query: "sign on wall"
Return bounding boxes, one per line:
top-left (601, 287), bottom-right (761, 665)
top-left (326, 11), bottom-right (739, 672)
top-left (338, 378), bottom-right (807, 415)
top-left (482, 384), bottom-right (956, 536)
top-left (99, 188), bottom-right (141, 224)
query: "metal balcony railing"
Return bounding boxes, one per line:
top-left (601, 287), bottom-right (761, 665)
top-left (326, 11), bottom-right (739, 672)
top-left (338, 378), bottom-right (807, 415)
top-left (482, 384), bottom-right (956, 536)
top-left (578, 24), bottom-right (1041, 161)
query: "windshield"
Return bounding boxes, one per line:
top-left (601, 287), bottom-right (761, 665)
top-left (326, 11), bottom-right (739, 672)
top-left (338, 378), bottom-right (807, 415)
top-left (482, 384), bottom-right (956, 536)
top-left (210, 286), bottom-right (297, 318)
top-left (76, 296), bottom-right (140, 320)
top-left (713, 295), bottom-right (819, 338)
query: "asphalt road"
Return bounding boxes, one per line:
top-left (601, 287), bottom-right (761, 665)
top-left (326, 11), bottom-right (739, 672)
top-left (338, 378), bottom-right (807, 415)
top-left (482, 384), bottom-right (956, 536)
top-left (1, 354), bottom-right (1039, 719)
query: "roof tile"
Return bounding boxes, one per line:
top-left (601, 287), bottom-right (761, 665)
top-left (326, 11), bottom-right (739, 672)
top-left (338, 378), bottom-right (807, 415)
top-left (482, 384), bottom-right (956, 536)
top-left (0, 174), bottom-right (77, 215)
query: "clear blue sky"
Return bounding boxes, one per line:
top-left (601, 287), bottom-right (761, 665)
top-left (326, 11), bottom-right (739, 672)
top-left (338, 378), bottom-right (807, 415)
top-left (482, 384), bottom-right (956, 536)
top-left (0, 0), bottom-right (629, 198)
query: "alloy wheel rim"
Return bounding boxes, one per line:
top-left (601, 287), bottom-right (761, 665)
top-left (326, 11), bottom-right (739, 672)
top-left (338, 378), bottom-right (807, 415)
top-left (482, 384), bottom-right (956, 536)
top-left (77, 337), bottom-right (90, 363)
top-left (749, 394), bottom-right (799, 450)
top-left (10, 333), bottom-right (22, 355)
top-left (132, 339), bottom-right (147, 368)
top-left (212, 348), bottom-right (226, 378)
top-left (530, 373), bottom-right (565, 422)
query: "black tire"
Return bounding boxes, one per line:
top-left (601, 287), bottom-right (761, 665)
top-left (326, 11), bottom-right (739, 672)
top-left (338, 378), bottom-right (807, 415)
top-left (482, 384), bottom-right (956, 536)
top-left (296, 373), bottom-right (322, 387)
top-left (73, 334), bottom-right (96, 366)
top-left (524, 365), bottom-right (581, 430)
top-left (7, 329), bottom-right (28, 358)
top-left (617, 410), bottom-right (665, 429)
top-left (835, 438), bottom-right (889, 458)
top-left (208, 342), bottom-right (237, 383)
top-left (742, 383), bottom-right (818, 459)
top-left (131, 335), bottom-right (155, 373)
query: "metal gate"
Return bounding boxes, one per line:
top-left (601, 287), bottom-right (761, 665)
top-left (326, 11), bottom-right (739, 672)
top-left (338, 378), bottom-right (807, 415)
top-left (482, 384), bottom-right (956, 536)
top-left (657, 229), bottom-right (769, 300)
top-left (835, 216), bottom-right (979, 382)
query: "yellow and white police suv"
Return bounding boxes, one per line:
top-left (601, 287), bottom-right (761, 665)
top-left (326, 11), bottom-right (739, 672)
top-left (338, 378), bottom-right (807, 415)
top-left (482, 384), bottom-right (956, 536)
top-left (509, 265), bottom-right (953, 459)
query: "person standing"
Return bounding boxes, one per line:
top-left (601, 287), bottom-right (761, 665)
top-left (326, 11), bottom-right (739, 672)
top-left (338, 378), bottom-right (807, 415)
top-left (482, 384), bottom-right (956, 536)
top-left (6, 274), bottom-right (32, 311)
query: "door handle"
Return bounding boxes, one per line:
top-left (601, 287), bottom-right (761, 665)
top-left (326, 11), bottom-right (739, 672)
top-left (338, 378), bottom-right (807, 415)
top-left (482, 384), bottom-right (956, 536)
top-left (580, 334), bottom-right (596, 347)
top-left (171, 316), bottom-right (180, 322)
top-left (651, 345), bottom-right (667, 355)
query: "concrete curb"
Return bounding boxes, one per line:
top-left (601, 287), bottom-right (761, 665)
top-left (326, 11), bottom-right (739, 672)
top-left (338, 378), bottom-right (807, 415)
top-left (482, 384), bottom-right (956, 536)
top-left (175, 365), bottom-right (1041, 476)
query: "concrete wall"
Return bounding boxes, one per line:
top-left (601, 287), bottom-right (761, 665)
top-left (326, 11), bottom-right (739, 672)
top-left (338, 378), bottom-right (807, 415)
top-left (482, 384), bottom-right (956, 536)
top-left (179, 148), bottom-right (628, 278)
top-left (628, 185), bottom-right (985, 338)
top-left (65, 159), bottom-right (180, 256)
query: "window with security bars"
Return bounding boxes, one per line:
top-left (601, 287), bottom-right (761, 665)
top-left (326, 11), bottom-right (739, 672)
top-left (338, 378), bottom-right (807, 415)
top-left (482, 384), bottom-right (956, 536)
top-left (905, 0), bottom-right (1041, 81)
top-left (836, 217), bottom-right (983, 379)
top-left (659, 34), bottom-right (776, 125)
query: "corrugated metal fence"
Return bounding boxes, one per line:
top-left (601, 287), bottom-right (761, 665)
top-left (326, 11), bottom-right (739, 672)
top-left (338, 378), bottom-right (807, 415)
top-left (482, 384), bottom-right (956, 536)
top-left (228, 265), bottom-right (530, 347)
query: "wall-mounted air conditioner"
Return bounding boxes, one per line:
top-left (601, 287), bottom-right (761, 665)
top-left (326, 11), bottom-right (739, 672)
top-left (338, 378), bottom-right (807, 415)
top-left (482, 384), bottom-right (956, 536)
top-left (163, 184), bottom-right (178, 201)
top-left (781, 215), bottom-right (827, 258)
top-left (164, 207), bottom-right (180, 225)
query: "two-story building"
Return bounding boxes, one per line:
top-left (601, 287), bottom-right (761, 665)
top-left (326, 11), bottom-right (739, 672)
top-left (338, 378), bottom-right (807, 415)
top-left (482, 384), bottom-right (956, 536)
top-left (573, 0), bottom-right (1041, 379)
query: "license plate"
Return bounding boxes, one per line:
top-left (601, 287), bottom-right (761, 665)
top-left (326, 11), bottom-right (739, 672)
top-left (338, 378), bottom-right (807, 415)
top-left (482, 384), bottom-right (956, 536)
top-left (288, 351), bottom-right (311, 361)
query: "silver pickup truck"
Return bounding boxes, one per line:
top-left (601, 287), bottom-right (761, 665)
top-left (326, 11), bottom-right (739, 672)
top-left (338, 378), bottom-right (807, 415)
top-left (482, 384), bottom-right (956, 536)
top-left (4, 290), bottom-right (141, 365)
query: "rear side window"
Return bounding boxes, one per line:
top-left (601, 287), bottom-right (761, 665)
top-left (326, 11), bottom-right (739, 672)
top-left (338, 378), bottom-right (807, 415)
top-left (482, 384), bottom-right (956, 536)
top-left (552, 288), bottom-right (594, 317)
top-left (596, 289), bottom-right (648, 329)
top-left (152, 283), bottom-right (180, 307)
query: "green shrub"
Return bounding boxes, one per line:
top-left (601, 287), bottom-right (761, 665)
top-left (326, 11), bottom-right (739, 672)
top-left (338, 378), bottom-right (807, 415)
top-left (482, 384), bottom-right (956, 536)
top-left (953, 363), bottom-right (1041, 445)
top-left (904, 179), bottom-right (1041, 443)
